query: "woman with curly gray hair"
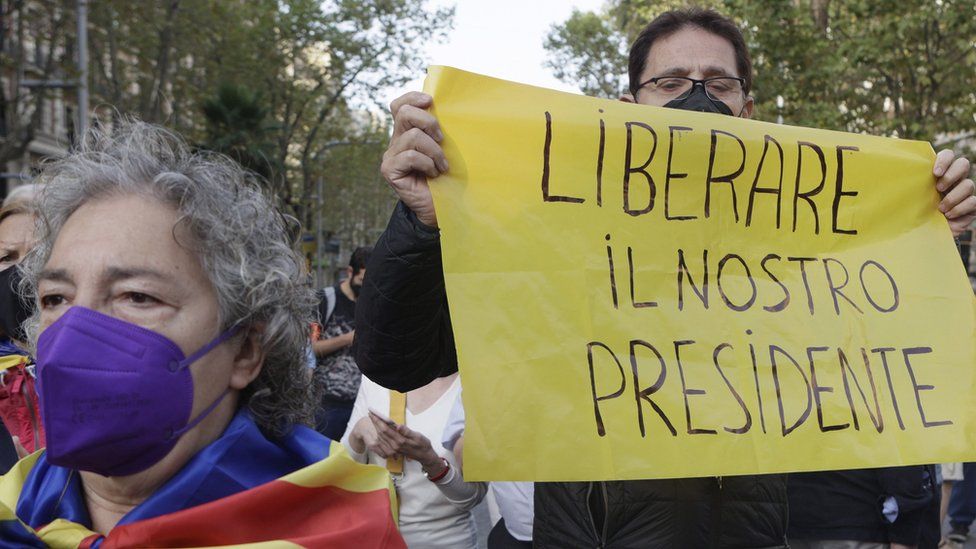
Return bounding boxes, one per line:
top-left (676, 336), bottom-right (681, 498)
top-left (0, 121), bottom-right (405, 548)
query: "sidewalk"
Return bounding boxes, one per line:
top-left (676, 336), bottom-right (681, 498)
top-left (965, 521), bottom-right (976, 549)
top-left (943, 518), bottom-right (976, 548)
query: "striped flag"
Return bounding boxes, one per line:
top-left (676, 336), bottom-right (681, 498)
top-left (0, 412), bottom-right (405, 548)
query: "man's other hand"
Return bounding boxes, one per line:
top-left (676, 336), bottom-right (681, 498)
top-left (934, 149), bottom-right (975, 236)
top-left (380, 92), bottom-right (448, 229)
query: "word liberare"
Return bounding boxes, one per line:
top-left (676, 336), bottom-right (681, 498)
top-left (540, 110), bottom-right (862, 237)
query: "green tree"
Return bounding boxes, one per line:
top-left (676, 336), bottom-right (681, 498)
top-left (0, 0), bottom-right (74, 164)
top-left (315, 118), bottom-right (396, 258)
top-left (200, 83), bottom-right (279, 182)
top-left (543, 0), bottom-right (976, 154)
top-left (544, 9), bottom-right (627, 98)
top-left (85, 0), bottom-right (453, 249)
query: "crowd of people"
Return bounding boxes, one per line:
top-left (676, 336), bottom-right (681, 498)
top-left (0, 6), bottom-right (974, 549)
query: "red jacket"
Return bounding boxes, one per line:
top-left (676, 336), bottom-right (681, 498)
top-left (0, 354), bottom-right (45, 453)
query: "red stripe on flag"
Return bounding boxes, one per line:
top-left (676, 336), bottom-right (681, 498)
top-left (100, 482), bottom-right (404, 548)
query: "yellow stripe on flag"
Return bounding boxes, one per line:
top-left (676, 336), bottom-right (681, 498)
top-left (35, 518), bottom-right (99, 548)
top-left (0, 451), bottom-right (41, 514)
top-left (286, 443), bottom-right (399, 521)
top-left (0, 354), bottom-right (25, 372)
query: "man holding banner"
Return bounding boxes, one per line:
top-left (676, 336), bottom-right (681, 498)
top-left (356, 7), bottom-right (975, 548)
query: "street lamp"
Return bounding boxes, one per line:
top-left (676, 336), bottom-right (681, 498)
top-left (311, 140), bottom-right (380, 287)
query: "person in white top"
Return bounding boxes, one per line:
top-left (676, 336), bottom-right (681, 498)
top-left (342, 372), bottom-right (486, 548)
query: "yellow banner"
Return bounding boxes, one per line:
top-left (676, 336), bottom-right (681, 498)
top-left (423, 66), bottom-right (976, 482)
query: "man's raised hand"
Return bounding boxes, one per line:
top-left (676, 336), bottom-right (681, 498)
top-left (934, 149), bottom-right (975, 236)
top-left (380, 92), bottom-right (448, 228)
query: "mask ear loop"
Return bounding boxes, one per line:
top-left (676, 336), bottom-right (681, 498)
top-left (167, 325), bottom-right (242, 373)
top-left (165, 324), bottom-right (242, 440)
top-left (168, 389), bottom-right (230, 440)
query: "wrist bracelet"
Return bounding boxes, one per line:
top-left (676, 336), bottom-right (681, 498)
top-left (424, 458), bottom-right (450, 483)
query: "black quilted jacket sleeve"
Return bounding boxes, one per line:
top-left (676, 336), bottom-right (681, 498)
top-left (353, 201), bottom-right (459, 392)
top-left (878, 465), bottom-right (935, 545)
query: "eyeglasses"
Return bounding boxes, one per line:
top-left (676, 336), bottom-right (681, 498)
top-left (634, 76), bottom-right (746, 102)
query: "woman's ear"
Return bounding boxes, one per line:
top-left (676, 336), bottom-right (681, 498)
top-left (229, 324), bottom-right (266, 390)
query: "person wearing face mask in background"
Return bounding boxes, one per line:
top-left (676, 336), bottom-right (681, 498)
top-left (311, 246), bottom-right (372, 440)
top-left (0, 190), bottom-right (43, 470)
top-left (353, 7), bottom-right (976, 549)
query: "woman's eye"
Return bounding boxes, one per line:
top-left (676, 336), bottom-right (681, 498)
top-left (125, 292), bottom-right (159, 305)
top-left (40, 295), bottom-right (65, 308)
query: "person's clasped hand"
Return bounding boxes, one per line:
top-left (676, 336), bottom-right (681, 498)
top-left (367, 412), bottom-right (445, 473)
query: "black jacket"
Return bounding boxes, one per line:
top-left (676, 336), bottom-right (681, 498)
top-left (355, 202), bottom-right (789, 548)
top-left (788, 466), bottom-right (938, 546)
top-left (354, 202), bottom-right (458, 391)
top-left (534, 477), bottom-right (788, 548)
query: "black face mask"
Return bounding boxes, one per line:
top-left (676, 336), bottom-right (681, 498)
top-left (0, 266), bottom-right (32, 342)
top-left (350, 281), bottom-right (363, 298)
top-left (662, 82), bottom-right (734, 116)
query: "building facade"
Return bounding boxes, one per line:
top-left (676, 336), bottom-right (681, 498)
top-left (0, 0), bottom-right (76, 200)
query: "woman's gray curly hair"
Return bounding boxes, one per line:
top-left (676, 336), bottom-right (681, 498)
top-left (19, 120), bottom-right (318, 436)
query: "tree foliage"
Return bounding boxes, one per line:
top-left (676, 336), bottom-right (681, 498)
top-left (543, 0), bottom-right (976, 153)
top-left (544, 9), bottom-right (626, 98)
top-left (87, 0), bottom-right (453, 231)
top-left (0, 0), bottom-right (75, 164)
top-left (4, 0), bottom-right (451, 278)
top-left (201, 83), bottom-right (278, 181)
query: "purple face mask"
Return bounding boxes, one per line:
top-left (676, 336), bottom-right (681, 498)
top-left (35, 306), bottom-right (238, 477)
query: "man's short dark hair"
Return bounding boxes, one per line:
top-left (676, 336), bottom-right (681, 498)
top-left (349, 246), bottom-right (372, 273)
top-left (628, 8), bottom-right (753, 97)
